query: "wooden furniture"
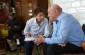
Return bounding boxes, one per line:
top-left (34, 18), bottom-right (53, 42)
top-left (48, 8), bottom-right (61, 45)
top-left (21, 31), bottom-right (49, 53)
top-left (0, 0), bottom-right (48, 27)
top-left (15, 0), bottom-right (48, 26)
top-left (0, 2), bottom-right (8, 24)
top-left (82, 41), bottom-right (85, 52)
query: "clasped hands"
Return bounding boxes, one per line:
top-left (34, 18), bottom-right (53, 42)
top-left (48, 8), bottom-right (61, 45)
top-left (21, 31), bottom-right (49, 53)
top-left (34, 35), bottom-right (45, 45)
top-left (34, 35), bottom-right (66, 47)
top-left (26, 33), bottom-right (66, 47)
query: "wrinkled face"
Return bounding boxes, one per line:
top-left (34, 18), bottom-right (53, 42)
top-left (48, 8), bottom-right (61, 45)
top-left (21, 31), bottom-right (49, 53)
top-left (48, 7), bottom-right (59, 22)
top-left (36, 12), bottom-right (45, 22)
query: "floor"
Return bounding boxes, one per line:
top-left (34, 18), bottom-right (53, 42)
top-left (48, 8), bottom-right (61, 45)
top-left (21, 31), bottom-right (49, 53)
top-left (0, 45), bottom-right (44, 55)
top-left (0, 45), bottom-right (84, 55)
top-left (0, 46), bottom-right (25, 55)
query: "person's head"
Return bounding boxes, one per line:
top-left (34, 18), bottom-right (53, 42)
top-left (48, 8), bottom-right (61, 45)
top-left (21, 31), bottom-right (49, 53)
top-left (48, 4), bottom-right (62, 22)
top-left (33, 7), bottom-right (45, 22)
top-left (8, 13), bottom-right (15, 20)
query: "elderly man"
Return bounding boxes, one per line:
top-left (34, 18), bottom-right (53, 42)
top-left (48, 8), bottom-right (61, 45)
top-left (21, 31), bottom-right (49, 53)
top-left (34, 4), bottom-right (85, 55)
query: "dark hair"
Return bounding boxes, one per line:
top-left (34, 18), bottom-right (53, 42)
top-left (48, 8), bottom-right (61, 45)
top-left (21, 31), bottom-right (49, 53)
top-left (33, 7), bottom-right (45, 16)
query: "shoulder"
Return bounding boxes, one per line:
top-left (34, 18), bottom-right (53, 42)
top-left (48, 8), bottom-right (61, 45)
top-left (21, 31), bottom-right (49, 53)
top-left (26, 17), bottom-right (34, 24)
top-left (60, 12), bottom-right (75, 22)
top-left (43, 18), bottom-right (48, 23)
top-left (45, 18), bottom-right (48, 20)
top-left (63, 14), bottom-right (77, 23)
top-left (60, 13), bottom-right (78, 27)
top-left (44, 18), bottom-right (48, 22)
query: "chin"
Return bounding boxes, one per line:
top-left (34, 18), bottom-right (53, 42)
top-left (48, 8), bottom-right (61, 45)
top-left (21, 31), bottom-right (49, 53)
top-left (41, 19), bottom-right (44, 22)
top-left (49, 19), bottom-right (53, 22)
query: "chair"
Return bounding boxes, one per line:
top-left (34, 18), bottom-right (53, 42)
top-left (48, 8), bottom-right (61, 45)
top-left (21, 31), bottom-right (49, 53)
top-left (82, 41), bottom-right (85, 52)
top-left (82, 24), bottom-right (85, 52)
top-left (82, 24), bottom-right (85, 34)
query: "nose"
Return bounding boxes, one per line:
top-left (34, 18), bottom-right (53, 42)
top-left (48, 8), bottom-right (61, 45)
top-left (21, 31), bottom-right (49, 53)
top-left (41, 16), bottom-right (44, 19)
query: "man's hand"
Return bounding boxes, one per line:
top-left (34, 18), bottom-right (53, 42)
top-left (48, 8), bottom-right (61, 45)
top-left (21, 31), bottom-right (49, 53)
top-left (58, 43), bottom-right (66, 47)
top-left (34, 35), bottom-right (45, 45)
top-left (26, 32), bottom-right (31, 37)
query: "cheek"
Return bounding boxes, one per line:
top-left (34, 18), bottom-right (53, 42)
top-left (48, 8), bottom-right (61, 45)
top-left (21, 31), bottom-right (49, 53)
top-left (38, 18), bottom-right (41, 21)
top-left (50, 16), bottom-right (56, 21)
top-left (50, 15), bottom-right (55, 20)
top-left (52, 14), bottom-right (57, 19)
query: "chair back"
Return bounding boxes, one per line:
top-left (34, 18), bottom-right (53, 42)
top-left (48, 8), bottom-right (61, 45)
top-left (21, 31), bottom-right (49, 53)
top-left (82, 24), bottom-right (85, 52)
top-left (82, 42), bottom-right (85, 52)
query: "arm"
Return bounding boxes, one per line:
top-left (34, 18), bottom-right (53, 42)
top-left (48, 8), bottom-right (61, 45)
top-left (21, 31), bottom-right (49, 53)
top-left (45, 15), bottom-right (73, 44)
top-left (44, 24), bottom-right (50, 37)
top-left (43, 18), bottom-right (50, 37)
top-left (24, 20), bottom-right (32, 37)
top-left (45, 26), bottom-right (71, 44)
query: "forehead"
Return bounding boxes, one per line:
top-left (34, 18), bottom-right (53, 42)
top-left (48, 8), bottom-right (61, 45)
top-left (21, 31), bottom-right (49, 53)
top-left (48, 6), bottom-right (53, 12)
top-left (37, 12), bottom-right (44, 15)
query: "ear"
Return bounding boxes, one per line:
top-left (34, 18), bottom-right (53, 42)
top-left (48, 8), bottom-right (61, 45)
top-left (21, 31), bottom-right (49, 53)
top-left (54, 10), bottom-right (56, 14)
top-left (54, 10), bottom-right (57, 16)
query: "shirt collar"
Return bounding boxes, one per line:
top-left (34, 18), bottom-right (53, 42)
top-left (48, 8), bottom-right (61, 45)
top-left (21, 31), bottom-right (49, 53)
top-left (33, 17), bottom-right (45, 25)
top-left (34, 17), bottom-right (37, 23)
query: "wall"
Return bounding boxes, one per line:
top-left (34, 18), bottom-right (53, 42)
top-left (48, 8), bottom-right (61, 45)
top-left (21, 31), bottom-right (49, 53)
top-left (52, 0), bottom-right (85, 26)
top-left (15, 0), bottom-right (37, 26)
top-left (15, 0), bottom-right (48, 27)
top-left (48, 0), bottom-right (53, 6)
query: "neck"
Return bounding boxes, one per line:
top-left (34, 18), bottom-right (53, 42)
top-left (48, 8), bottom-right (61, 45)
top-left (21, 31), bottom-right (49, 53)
top-left (36, 18), bottom-right (41, 26)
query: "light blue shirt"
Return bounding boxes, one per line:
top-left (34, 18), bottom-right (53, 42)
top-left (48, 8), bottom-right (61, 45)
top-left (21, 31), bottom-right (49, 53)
top-left (24, 17), bottom-right (49, 37)
top-left (45, 12), bottom-right (85, 47)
